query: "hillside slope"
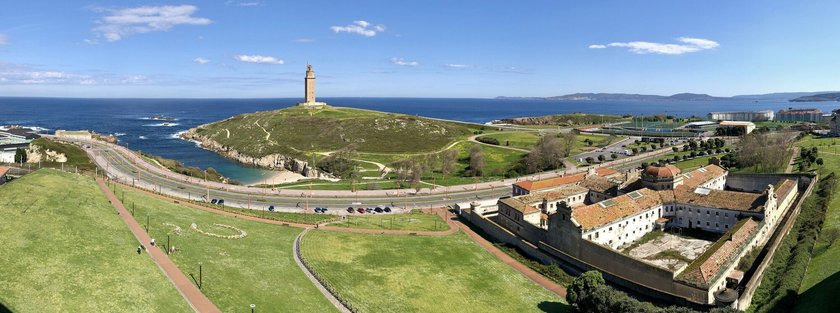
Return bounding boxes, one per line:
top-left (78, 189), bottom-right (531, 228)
top-left (181, 105), bottom-right (472, 176)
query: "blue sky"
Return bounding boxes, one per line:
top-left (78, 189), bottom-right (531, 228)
top-left (0, 1), bottom-right (838, 98)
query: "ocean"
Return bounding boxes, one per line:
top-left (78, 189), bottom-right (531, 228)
top-left (1, 97), bottom-right (836, 183)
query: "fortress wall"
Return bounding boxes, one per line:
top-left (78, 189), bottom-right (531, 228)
top-left (726, 173), bottom-right (813, 193)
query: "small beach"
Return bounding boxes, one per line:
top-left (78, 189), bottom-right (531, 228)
top-left (245, 169), bottom-right (306, 186)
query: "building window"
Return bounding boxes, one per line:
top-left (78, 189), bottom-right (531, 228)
top-left (725, 213), bottom-right (728, 217)
top-left (706, 222), bottom-right (710, 226)
top-left (706, 210), bottom-right (710, 215)
top-left (588, 234), bottom-right (592, 240)
top-left (716, 212), bottom-right (719, 216)
top-left (725, 224), bottom-right (729, 228)
top-left (595, 232), bottom-right (600, 238)
top-left (716, 223), bottom-right (719, 227)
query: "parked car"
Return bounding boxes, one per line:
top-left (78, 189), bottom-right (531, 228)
top-left (374, 207), bottom-right (383, 213)
top-left (383, 207), bottom-right (391, 213)
top-left (217, 199), bottom-right (224, 205)
top-left (347, 207), bottom-right (355, 213)
top-left (365, 208), bottom-right (372, 213)
top-left (357, 208), bottom-right (365, 214)
top-left (268, 205), bottom-right (275, 212)
top-left (210, 199), bottom-right (218, 204)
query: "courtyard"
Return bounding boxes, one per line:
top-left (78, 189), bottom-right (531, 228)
top-left (623, 230), bottom-right (714, 271)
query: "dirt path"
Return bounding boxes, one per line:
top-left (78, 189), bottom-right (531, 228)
top-left (96, 178), bottom-right (222, 313)
top-left (786, 146), bottom-right (800, 173)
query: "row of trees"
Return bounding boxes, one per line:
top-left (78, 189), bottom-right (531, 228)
top-left (735, 132), bottom-right (793, 173)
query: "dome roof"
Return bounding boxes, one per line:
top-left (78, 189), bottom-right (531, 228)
top-left (644, 164), bottom-right (681, 178)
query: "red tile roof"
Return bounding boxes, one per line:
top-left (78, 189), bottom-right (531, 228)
top-left (0, 166), bottom-right (9, 177)
top-left (514, 167), bottom-right (619, 192)
top-left (680, 218), bottom-right (759, 287)
top-left (681, 165), bottom-right (727, 188)
top-left (572, 188), bottom-right (663, 231)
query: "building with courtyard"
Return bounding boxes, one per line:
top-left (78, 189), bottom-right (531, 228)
top-left (464, 163), bottom-right (812, 308)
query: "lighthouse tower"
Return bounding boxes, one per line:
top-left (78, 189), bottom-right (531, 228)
top-left (298, 65), bottom-right (327, 107)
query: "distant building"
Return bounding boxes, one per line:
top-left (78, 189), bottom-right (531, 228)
top-left (718, 121), bottom-right (756, 135)
top-left (777, 108), bottom-right (824, 122)
top-left (830, 109), bottom-right (840, 136)
top-left (55, 130), bottom-right (92, 141)
top-left (297, 65), bottom-right (327, 107)
top-left (511, 167), bottom-right (619, 196)
top-left (0, 128), bottom-right (40, 163)
top-left (708, 110), bottom-right (774, 122)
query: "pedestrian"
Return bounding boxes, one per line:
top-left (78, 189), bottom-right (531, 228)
top-left (137, 245), bottom-right (142, 254)
top-left (150, 238), bottom-right (155, 246)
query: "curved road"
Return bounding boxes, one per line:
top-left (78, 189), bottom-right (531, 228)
top-left (60, 136), bottom-right (671, 214)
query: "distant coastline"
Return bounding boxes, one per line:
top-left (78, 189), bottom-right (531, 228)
top-left (498, 91), bottom-right (840, 102)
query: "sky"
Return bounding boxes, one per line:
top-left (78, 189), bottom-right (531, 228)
top-left (0, 0), bottom-right (839, 98)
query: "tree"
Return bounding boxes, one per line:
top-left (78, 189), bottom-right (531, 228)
top-left (440, 149), bottom-right (457, 175)
top-left (566, 271), bottom-right (605, 306)
top-left (14, 148), bottom-right (27, 163)
top-left (823, 228), bottom-right (840, 247)
top-left (672, 147), bottom-right (679, 153)
top-left (467, 144), bottom-right (485, 177)
top-left (611, 153), bottom-right (618, 160)
top-left (524, 136), bottom-right (569, 173)
top-left (597, 154), bottom-right (606, 162)
top-left (585, 157), bottom-right (594, 164)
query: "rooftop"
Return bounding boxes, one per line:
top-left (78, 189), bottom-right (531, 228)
top-left (498, 197), bottom-right (540, 215)
top-left (0, 166), bottom-right (9, 177)
top-left (516, 185), bottom-right (589, 204)
top-left (658, 185), bottom-right (766, 212)
top-left (572, 188), bottom-right (663, 231)
top-left (680, 165), bottom-right (727, 188)
top-left (514, 167), bottom-right (619, 192)
top-left (643, 164), bottom-right (681, 178)
top-left (679, 218), bottom-right (759, 288)
top-left (719, 121), bottom-right (755, 127)
top-left (775, 179), bottom-right (797, 200)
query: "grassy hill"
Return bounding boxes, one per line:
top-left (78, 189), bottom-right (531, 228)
top-left (188, 105), bottom-right (473, 159)
top-left (0, 170), bottom-right (190, 312)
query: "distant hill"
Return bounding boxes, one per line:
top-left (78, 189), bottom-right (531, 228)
top-left (497, 91), bottom-right (835, 102)
top-left (790, 93), bottom-right (840, 102)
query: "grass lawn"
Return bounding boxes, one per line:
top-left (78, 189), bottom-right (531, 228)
top-left (29, 138), bottom-right (96, 173)
top-left (109, 184), bottom-right (337, 312)
top-left (0, 170), bottom-right (191, 312)
top-left (330, 209), bottom-right (447, 231)
top-left (300, 230), bottom-right (567, 313)
top-left (570, 134), bottom-right (624, 155)
top-left (478, 131), bottom-right (541, 150)
top-left (793, 135), bottom-right (840, 312)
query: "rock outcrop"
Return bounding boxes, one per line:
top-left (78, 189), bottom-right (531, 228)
top-left (25, 145), bottom-right (67, 163)
top-left (180, 129), bottom-right (333, 179)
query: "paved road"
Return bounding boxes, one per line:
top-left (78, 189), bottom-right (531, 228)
top-left (59, 136), bottom-right (681, 213)
top-left (97, 178), bottom-right (221, 313)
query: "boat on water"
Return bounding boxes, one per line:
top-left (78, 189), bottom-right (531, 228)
top-left (149, 115), bottom-right (176, 121)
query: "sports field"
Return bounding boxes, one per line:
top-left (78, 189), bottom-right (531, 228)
top-left (0, 170), bottom-right (190, 312)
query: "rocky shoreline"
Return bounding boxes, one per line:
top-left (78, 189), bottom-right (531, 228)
top-left (180, 128), bottom-right (335, 179)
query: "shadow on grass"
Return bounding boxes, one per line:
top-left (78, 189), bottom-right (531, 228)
top-left (0, 301), bottom-right (11, 313)
top-left (538, 301), bottom-right (571, 313)
top-left (794, 270), bottom-right (840, 313)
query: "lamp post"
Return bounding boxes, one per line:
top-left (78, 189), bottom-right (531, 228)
top-left (198, 262), bottom-right (203, 289)
top-left (250, 304), bottom-right (255, 313)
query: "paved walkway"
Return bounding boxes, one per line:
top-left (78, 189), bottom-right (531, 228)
top-left (786, 146), bottom-right (800, 173)
top-left (96, 178), bottom-right (221, 313)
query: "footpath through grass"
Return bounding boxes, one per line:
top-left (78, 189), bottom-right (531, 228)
top-left (330, 209), bottom-right (447, 231)
top-left (300, 230), bottom-right (567, 313)
top-left (0, 170), bottom-right (190, 312)
top-left (110, 184), bottom-right (337, 312)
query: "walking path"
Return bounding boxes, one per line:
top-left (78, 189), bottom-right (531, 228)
top-left (96, 178), bottom-right (222, 313)
top-left (293, 229), bottom-right (352, 313)
top-left (111, 180), bottom-right (567, 301)
top-left (785, 146), bottom-right (800, 173)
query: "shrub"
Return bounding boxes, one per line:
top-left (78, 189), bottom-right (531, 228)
top-left (476, 136), bottom-right (500, 145)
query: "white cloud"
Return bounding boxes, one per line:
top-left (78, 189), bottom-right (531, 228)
top-left (444, 63), bottom-right (469, 69)
top-left (331, 20), bottom-right (385, 37)
top-left (0, 33), bottom-right (8, 45)
top-left (194, 57), bottom-right (210, 64)
top-left (93, 5), bottom-right (212, 42)
top-left (226, 1), bottom-right (261, 6)
top-left (390, 57), bottom-right (418, 66)
top-left (235, 54), bottom-right (284, 65)
top-left (84, 39), bottom-right (99, 45)
top-left (0, 62), bottom-right (150, 85)
top-left (292, 38), bottom-right (315, 43)
top-left (590, 37), bottom-right (719, 55)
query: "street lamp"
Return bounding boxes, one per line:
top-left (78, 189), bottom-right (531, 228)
top-left (198, 262), bottom-right (203, 289)
top-left (250, 304), bottom-right (255, 313)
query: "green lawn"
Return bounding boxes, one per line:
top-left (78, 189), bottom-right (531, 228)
top-left (329, 209), bottom-right (447, 231)
top-left (0, 170), bottom-right (191, 312)
top-left (29, 138), bottom-right (96, 172)
top-left (109, 184), bottom-right (337, 312)
top-left (478, 131), bottom-right (541, 150)
top-left (300, 230), bottom-right (567, 313)
top-left (794, 136), bottom-right (840, 312)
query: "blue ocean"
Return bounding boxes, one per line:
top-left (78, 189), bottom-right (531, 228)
top-left (1, 97), bottom-right (836, 183)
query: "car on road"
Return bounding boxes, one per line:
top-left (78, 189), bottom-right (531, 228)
top-left (217, 199), bottom-right (224, 205)
top-left (268, 205), bottom-right (275, 212)
top-left (365, 208), bottom-right (372, 213)
top-left (210, 199), bottom-right (218, 204)
top-left (383, 207), bottom-right (391, 213)
top-left (374, 207), bottom-right (383, 213)
top-left (347, 207), bottom-right (355, 213)
top-left (357, 207), bottom-right (365, 214)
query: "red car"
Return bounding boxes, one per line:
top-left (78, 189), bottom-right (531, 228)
top-left (357, 207), bottom-right (365, 214)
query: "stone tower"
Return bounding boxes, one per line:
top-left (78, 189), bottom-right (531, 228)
top-left (305, 64), bottom-right (316, 103)
top-left (298, 65), bottom-right (326, 107)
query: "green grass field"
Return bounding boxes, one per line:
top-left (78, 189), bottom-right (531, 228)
top-left (300, 230), bottom-right (567, 313)
top-left (793, 135), bottom-right (840, 312)
top-left (29, 138), bottom-right (96, 172)
top-left (109, 184), bottom-right (337, 312)
top-left (190, 105), bottom-right (473, 158)
top-left (478, 131), bottom-right (542, 150)
top-left (330, 209), bottom-right (447, 231)
top-left (0, 170), bottom-right (191, 312)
